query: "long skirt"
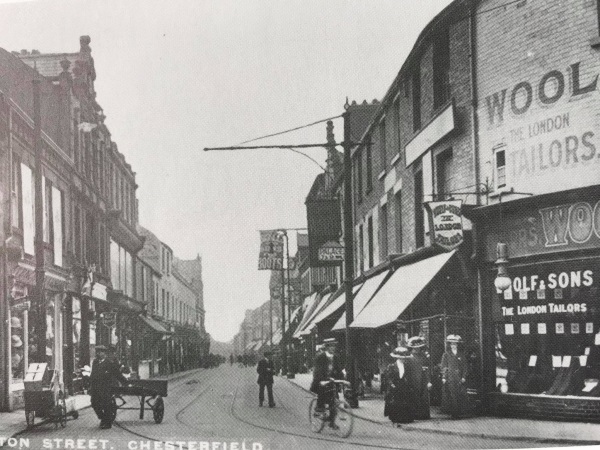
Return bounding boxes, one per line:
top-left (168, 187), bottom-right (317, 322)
top-left (441, 380), bottom-right (469, 418)
top-left (384, 387), bottom-right (416, 424)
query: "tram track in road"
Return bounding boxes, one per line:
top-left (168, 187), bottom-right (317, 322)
top-left (227, 384), bottom-right (408, 449)
top-left (113, 366), bottom-right (225, 448)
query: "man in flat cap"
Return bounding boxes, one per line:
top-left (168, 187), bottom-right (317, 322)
top-left (257, 350), bottom-right (275, 407)
top-left (90, 345), bottom-right (129, 429)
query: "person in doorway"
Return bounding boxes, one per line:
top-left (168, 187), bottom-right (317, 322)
top-left (257, 351), bottom-right (275, 407)
top-left (310, 339), bottom-right (339, 429)
top-left (407, 336), bottom-right (431, 420)
top-left (90, 345), bottom-right (129, 429)
top-left (441, 335), bottom-right (470, 418)
top-left (384, 346), bottom-right (420, 426)
top-left (11, 335), bottom-right (24, 379)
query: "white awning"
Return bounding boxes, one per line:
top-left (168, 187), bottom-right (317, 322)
top-left (292, 292), bottom-right (325, 339)
top-left (332, 270), bottom-right (390, 331)
top-left (289, 306), bottom-right (301, 324)
top-left (313, 283), bottom-right (365, 327)
top-left (350, 251), bottom-right (456, 328)
top-left (298, 292), bottom-right (336, 336)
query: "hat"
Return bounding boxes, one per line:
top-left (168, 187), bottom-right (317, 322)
top-left (446, 334), bottom-right (463, 343)
top-left (390, 346), bottom-right (411, 358)
top-left (11, 335), bottom-right (23, 348)
top-left (10, 317), bottom-right (22, 329)
top-left (407, 336), bottom-right (426, 349)
top-left (95, 345), bottom-right (107, 351)
top-left (323, 338), bottom-right (337, 344)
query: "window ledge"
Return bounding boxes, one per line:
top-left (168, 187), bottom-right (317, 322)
top-left (591, 36), bottom-right (600, 49)
top-left (377, 170), bottom-right (386, 181)
top-left (391, 153), bottom-right (401, 166)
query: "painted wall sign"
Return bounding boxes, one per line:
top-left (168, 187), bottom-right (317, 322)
top-left (425, 200), bottom-right (464, 251)
top-left (483, 197), bottom-right (600, 261)
top-left (479, 60), bottom-right (600, 197)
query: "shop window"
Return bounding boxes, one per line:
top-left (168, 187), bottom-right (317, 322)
top-left (494, 144), bottom-right (507, 190)
top-left (73, 298), bottom-right (82, 372)
top-left (52, 186), bottom-right (63, 267)
top-left (494, 263), bottom-right (600, 397)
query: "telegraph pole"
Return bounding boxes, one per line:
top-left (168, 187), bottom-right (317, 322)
top-left (342, 107), bottom-right (358, 407)
top-left (33, 67), bottom-right (47, 363)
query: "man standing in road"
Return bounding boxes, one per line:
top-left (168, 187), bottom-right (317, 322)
top-left (257, 351), bottom-right (276, 407)
top-left (90, 345), bottom-right (129, 429)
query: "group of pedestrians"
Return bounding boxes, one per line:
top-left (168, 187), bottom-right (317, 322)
top-left (384, 334), bottom-right (470, 427)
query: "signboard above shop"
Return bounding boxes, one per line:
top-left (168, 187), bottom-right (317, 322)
top-left (318, 241), bottom-right (344, 262)
top-left (425, 200), bottom-right (464, 251)
top-left (258, 230), bottom-right (284, 270)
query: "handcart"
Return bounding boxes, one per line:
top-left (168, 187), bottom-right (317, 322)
top-left (23, 363), bottom-right (79, 429)
top-left (110, 379), bottom-right (167, 424)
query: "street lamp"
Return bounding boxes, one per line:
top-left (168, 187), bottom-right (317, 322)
top-left (494, 243), bottom-right (511, 292)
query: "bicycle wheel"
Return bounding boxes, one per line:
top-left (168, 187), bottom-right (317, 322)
top-left (153, 397), bottom-right (164, 424)
top-left (308, 398), bottom-right (325, 433)
top-left (334, 399), bottom-right (354, 438)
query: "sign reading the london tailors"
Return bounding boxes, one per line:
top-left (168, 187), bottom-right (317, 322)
top-left (425, 200), bottom-right (464, 251)
top-left (258, 230), bottom-right (284, 270)
top-left (480, 60), bottom-right (600, 196)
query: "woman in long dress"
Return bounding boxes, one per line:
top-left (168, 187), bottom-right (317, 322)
top-left (384, 346), bottom-right (419, 426)
top-left (441, 335), bottom-right (470, 418)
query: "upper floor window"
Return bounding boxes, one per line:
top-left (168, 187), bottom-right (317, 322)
top-left (366, 143), bottom-right (373, 193)
top-left (367, 215), bottom-right (374, 269)
top-left (355, 152), bottom-right (363, 203)
top-left (11, 156), bottom-right (21, 229)
top-left (380, 203), bottom-right (388, 260)
top-left (433, 27), bottom-right (450, 110)
top-left (395, 190), bottom-right (402, 253)
top-left (412, 66), bottom-right (421, 132)
top-left (358, 223), bottom-right (364, 273)
top-left (414, 169), bottom-right (425, 248)
top-left (393, 98), bottom-right (401, 158)
top-left (379, 118), bottom-right (387, 171)
top-left (494, 144), bottom-right (507, 190)
top-left (436, 149), bottom-right (454, 200)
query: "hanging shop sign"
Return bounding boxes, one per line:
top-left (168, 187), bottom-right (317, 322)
top-left (493, 260), bottom-right (600, 321)
top-left (306, 198), bottom-right (342, 267)
top-left (258, 230), bottom-right (284, 270)
top-left (318, 241), bottom-right (344, 261)
top-left (425, 200), bottom-right (464, 251)
top-left (81, 281), bottom-right (108, 302)
top-left (483, 195), bottom-right (600, 261)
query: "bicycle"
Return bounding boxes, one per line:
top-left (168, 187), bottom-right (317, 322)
top-left (308, 379), bottom-right (354, 438)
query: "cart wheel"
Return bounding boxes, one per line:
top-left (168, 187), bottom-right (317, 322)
top-left (72, 410), bottom-right (79, 420)
top-left (153, 397), bottom-right (164, 424)
top-left (25, 410), bottom-right (35, 429)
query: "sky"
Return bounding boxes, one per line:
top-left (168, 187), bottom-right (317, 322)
top-left (0, 0), bottom-right (454, 342)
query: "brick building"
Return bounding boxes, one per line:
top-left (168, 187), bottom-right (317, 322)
top-left (468, 0), bottom-right (600, 421)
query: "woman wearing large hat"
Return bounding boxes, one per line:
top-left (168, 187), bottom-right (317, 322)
top-left (441, 335), bottom-right (470, 418)
top-left (407, 336), bottom-right (431, 420)
top-left (383, 346), bottom-right (420, 426)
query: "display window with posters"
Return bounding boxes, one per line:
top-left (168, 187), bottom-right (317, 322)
top-left (493, 259), bottom-right (600, 397)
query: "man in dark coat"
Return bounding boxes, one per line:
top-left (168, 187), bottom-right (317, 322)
top-left (90, 345), bottom-right (129, 429)
top-left (310, 339), bottom-right (340, 428)
top-left (384, 346), bottom-right (420, 426)
top-left (407, 336), bottom-right (431, 420)
top-left (257, 351), bottom-right (275, 407)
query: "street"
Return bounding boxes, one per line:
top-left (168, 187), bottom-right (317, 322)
top-left (8, 367), bottom-right (564, 450)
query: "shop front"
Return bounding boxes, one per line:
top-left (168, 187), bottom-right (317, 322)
top-left (472, 186), bottom-right (600, 421)
top-left (8, 263), bottom-right (67, 409)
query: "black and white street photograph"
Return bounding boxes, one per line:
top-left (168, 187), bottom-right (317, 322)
top-left (0, 0), bottom-right (599, 449)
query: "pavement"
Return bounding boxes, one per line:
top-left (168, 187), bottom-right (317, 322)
top-left (283, 372), bottom-right (600, 445)
top-left (0, 367), bottom-right (207, 440)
